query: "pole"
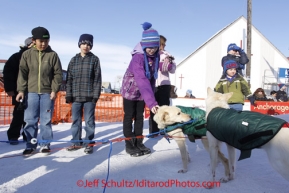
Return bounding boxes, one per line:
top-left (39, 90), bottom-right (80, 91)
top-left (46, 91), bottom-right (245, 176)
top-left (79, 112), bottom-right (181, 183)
top-left (246, 0), bottom-right (252, 87)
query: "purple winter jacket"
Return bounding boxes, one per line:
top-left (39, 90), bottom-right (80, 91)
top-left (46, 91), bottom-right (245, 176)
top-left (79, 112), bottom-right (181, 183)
top-left (120, 43), bottom-right (158, 109)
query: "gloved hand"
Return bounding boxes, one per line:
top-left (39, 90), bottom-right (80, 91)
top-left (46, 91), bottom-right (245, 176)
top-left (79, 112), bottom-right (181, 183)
top-left (151, 105), bottom-right (159, 114)
top-left (66, 97), bottom-right (72, 104)
top-left (92, 98), bottom-right (98, 104)
top-left (233, 45), bottom-right (241, 51)
top-left (248, 95), bottom-right (256, 106)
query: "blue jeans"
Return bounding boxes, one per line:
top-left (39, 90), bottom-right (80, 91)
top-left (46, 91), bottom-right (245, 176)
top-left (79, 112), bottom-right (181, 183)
top-left (70, 102), bottom-right (96, 146)
top-left (229, 103), bottom-right (243, 112)
top-left (24, 93), bottom-right (54, 149)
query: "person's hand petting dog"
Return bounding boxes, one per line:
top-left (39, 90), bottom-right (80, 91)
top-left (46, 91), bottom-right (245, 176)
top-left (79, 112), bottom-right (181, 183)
top-left (151, 105), bottom-right (159, 114)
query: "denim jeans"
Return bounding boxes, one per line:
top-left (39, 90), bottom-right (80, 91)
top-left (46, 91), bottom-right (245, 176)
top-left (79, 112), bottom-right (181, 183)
top-left (24, 93), bottom-right (54, 149)
top-left (70, 102), bottom-right (96, 146)
top-left (229, 103), bottom-right (243, 112)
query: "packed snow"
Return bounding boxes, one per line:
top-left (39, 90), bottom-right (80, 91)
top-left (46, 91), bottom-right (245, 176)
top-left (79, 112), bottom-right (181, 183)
top-left (0, 120), bottom-right (288, 193)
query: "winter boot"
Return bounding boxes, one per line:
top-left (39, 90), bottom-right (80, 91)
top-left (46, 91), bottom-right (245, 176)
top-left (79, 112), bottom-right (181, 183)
top-left (136, 138), bottom-right (151, 155)
top-left (125, 139), bottom-right (143, 157)
top-left (170, 85), bottom-right (178, 98)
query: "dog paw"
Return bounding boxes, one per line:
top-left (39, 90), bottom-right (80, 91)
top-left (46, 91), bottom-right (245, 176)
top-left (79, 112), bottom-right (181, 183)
top-left (178, 169), bottom-right (188, 173)
top-left (228, 174), bottom-right (235, 181)
top-left (219, 177), bottom-right (230, 183)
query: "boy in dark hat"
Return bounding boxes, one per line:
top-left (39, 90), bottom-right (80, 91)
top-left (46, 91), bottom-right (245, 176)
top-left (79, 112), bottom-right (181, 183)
top-left (276, 84), bottom-right (288, 102)
top-left (65, 34), bottom-right (102, 154)
top-left (16, 26), bottom-right (63, 156)
top-left (221, 43), bottom-right (249, 76)
top-left (215, 60), bottom-right (251, 111)
top-left (3, 37), bottom-right (34, 145)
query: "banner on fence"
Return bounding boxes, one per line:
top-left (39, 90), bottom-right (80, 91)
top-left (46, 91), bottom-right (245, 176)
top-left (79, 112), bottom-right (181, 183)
top-left (250, 101), bottom-right (289, 115)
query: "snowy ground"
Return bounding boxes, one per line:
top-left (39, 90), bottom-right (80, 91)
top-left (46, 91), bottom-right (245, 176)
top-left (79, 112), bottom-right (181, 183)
top-left (0, 120), bottom-right (288, 193)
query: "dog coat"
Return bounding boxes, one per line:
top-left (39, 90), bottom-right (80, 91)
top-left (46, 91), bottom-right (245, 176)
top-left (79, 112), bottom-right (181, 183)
top-left (207, 107), bottom-right (286, 160)
top-left (166, 106), bottom-right (207, 142)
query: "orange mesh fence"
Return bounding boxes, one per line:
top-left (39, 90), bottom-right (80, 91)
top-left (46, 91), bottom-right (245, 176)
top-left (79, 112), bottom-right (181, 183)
top-left (0, 91), bottom-right (124, 125)
top-left (0, 91), bottom-right (13, 125)
top-left (51, 92), bottom-right (124, 124)
top-left (52, 91), bottom-right (123, 124)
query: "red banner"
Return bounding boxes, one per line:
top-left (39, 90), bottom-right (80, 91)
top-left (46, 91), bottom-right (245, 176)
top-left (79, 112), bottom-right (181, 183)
top-left (250, 101), bottom-right (289, 115)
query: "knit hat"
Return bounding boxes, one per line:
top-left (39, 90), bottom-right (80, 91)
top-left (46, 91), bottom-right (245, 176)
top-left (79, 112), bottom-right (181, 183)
top-left (140, 22), bottom-right (160, 49)
top-left (140, 22), bottom-right (160, 79)
top-left (32, 27), bottom-right (50, 39)
top-left (223, 60), bottom-right (238, 74)
top-left (186, 89), bottom-right (192, 95)
top-left (278, 84), bottom-right (285, 89)
top-left (24, 37), bottom-right (33, 47)
top-left (20, 37), bottom-right (33, 48)
top-left (78, 34), bottom-right (93, 48)
top-left (227, 43), bottom-right (237, 52)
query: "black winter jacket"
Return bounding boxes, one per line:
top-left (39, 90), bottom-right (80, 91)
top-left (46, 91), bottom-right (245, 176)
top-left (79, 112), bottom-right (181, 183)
top-left (3, 47), bottom-right (28, 104)
top-left (221, 52), bottom-right (249, 75)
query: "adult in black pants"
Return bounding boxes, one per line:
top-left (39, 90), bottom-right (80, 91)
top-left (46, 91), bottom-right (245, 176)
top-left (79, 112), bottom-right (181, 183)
top-left (3, 37), bottom-right (33, 144)
top-left (149, 35), bottom-right (176, 135)
top-left (149, 85), bottom-right (171, 134)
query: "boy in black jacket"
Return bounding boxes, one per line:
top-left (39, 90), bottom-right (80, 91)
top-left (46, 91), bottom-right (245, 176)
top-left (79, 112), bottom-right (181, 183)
top-left (3, 37), bottom-right (33, 144)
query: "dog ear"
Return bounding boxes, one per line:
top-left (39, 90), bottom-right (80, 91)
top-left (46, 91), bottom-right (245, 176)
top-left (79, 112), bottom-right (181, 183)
top-left (156, 112), bottom-right (169, 129)
top-left (162, 112), bottom-right (169, 122)
top-left (207, 87), bottom-right (214, 95)
top-left (224, 92), bottom-right (233, 101)
top-left (153, 109), bottom-right (166, 129)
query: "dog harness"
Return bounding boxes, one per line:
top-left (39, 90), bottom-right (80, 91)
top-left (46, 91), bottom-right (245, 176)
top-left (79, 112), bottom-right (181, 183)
top-left (207, 107), bottom-right (286, 160)
top-left (165, 106), bottom-right (207, 142)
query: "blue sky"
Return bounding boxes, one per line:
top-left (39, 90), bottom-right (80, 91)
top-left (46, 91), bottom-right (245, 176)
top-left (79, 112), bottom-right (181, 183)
top-left (1, 0), bottom-right (289, 86)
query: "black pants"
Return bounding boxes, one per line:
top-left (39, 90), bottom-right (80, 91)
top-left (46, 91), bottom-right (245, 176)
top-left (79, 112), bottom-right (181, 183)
top-left (7, 101), bottom-right (26, 140)
top-left (123, 98), bottom-right (145, 137)
top-left (149, 85), bottom-right (171, 134)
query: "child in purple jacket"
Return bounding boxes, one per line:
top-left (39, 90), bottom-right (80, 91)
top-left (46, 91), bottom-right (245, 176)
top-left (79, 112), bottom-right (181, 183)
top-left (120, 22), bottom-right (159, 157)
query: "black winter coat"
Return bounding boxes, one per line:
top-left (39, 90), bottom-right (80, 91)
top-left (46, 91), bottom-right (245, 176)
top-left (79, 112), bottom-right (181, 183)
top-left (3, 47), bottom-right (28, 104)
top-left (221, 52), bottom-right (249, 75)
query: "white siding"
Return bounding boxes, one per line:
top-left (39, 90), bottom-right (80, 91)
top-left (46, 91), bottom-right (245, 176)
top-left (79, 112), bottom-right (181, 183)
top-left (174, 16), bottom-right (289, 98)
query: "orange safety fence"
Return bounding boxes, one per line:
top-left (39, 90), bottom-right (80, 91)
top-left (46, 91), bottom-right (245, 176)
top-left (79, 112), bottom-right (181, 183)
top-left (0, 92), bottom-right (13, 125)
top-left (52, 92), bottom-right (124, 124)
top-left (0, 91), bottom-right (124, 125)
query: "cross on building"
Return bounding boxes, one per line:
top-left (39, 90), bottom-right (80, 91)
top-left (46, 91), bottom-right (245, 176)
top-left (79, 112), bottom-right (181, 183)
top-left (179, 74), bottom-right (184, 89)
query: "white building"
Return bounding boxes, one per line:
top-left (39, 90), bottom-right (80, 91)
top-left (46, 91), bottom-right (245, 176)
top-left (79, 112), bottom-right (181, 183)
top-left (171, 16), bottom-right (289, 98)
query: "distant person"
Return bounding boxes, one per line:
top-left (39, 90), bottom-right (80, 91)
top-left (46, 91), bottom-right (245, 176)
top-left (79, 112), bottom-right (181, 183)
top-left (120, 22), bottom-right (159, 157)
top-left (252, 88), bottom-right (269, 101)
top-left (16, 27), bottom-right (63, 156)
top-left (221, 43), bottom-right (249, 76)
top-left (215, 60), bottom-right (251, 111)
top-left (3, 37), bottom-right (34, 145)
top-left (276, 84), bottom-right (288, 102)
top-left (184, 89), bottom-right (196, 98)
top-left (248, 88), bottom-right (269, 105)
top-left (149, 35), bottom-right (176, 135)
top-left (268, 90), bottom-right (277, 102)
top-left (65, 34), bottom-right (102, 154)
